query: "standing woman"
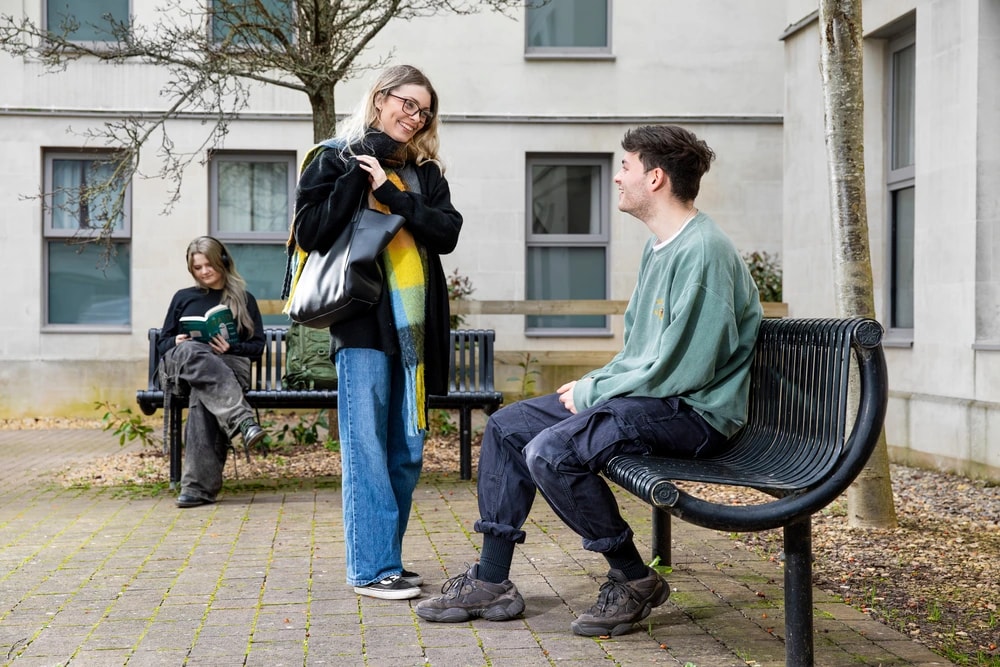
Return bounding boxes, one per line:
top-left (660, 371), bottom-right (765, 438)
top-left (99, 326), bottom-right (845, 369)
top-left (283, 65), bottom-right (462, 600)
top-left (158, 236), bottom-right (267, 508)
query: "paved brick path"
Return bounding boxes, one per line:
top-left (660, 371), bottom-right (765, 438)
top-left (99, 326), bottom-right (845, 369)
top-left (0, 430), bottom-right (948, 666)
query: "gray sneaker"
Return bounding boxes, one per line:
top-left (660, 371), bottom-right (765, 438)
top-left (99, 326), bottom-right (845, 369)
top-left (415, 564), bottom-right (525, 623)
top-left (570, 567), bottom-right (670, 637)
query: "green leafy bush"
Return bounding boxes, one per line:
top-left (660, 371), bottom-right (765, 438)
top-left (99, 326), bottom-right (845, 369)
top-left (447, 268), bottom-right (475, 328)
top-left (95, 401), bottom-right (161, 449)
top-left (263, 410), bottom-right (338, 454)
top-left (743, 251), bottom-right (783, 303)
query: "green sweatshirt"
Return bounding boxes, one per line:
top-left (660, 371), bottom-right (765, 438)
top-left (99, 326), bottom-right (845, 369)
top-left (572, 213), bottom-right (762, 437)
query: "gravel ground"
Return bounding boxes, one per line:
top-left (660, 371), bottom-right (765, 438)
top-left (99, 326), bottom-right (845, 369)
top-left (9, 413), bottom-right (998, 665)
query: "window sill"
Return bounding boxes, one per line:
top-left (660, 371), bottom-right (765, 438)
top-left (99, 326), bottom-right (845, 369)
top-left (41, 325), bottom-right (132, 334)
top-left (882, 330), bottom-right (913, 348)
top-left (524, 53), bottom-right (616, 62)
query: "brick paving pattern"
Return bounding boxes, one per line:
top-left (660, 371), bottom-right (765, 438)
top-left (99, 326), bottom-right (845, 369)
top-left (0, 430), bottom-right (948, 666)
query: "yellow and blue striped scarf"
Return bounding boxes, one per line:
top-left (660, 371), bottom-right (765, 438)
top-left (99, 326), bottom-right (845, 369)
top-left (376, 170), bottom-right (428, 434)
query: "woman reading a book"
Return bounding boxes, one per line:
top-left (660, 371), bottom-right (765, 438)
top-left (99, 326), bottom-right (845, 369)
top-left (157, 236), bottom-right (267, 508)
top-left (282, 65), bottom-right (462, 600)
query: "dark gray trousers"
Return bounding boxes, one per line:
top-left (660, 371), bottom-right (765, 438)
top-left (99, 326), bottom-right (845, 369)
top-left (159, 342), bottom-right (253, 501)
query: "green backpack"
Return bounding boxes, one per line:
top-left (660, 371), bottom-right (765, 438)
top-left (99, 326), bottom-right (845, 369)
top-left (283, 323), bottom-right (338, 390)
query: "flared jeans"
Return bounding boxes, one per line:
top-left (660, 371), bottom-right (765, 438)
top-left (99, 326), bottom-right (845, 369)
top-left (335, 347), bottom-right (424, 586)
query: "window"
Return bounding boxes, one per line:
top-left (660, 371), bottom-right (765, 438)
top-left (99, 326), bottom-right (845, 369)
top-left (887, 32), bottom-right (915, 331)
top-left (43, 150), bottom-right (132, 327)
top-left (211, 0), bottom-right (294, 46)
top-left (525, 0), bottom-right (611, 56)
top-left (209, 152), bottom-right (295, 326)
top-left (526, 155), bottom-right (610, 333)
top-left (45, 0), bottom-right (129, 42)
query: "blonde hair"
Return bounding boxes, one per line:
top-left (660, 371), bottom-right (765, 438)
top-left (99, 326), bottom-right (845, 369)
top-left (337, 64), bottom-right (443, 169)
top-left (185, 236), bottom-right (255, 336)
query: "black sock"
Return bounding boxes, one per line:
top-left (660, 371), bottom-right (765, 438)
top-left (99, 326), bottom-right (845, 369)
top-left (604, 540), bottom-right (648, 580)
top-left (477, 535), bottom-right (516, 584)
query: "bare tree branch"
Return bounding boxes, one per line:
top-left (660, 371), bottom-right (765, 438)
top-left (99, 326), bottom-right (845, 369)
top-left (1, 0), bottom-right (520, 262)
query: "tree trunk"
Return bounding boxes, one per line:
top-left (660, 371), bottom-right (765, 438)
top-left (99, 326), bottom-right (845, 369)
top-left (819, 0), bottom-right (897, 528)
top-left (310, 88), bottom-right (337, 143)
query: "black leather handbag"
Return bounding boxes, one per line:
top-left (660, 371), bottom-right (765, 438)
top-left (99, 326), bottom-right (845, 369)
top-left (288, 198), bottom-right (405, 329)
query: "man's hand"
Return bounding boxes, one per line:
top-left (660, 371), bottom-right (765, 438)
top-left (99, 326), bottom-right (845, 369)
top-left (557, 380), bottom-right (578, 414)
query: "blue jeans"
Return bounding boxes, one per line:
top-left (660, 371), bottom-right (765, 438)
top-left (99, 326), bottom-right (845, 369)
top-left (474, 392), bottom-right (728, 552)
top-left (336, 347), bottom-right (424, 586)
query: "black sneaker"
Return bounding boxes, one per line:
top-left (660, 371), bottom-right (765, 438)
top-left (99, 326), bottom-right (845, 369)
top-left (237, 418), bottom-right (266, 462)
top-left (401, 569), bottom-right (423, 586)
top-left (415, 564), bottom-right (525, 623)
top-left (570, 567), bottom-right (670, 637)
top-left (354, 574), bottom-right (421, 600)
top-left (176, 493), bottom-right (215, 508)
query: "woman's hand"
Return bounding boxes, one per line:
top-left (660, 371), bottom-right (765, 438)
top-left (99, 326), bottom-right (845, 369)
top-left (355, 154), bottom-right (387, 189)
top-left (175, 334), bottom-right (190, 345)
top-left (208, 333), bottom-right (230, 355)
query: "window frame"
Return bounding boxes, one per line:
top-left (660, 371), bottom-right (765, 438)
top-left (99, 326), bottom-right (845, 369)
top-left (885, 30), bottom-right (916, 338)
top-left (42, 148), bottom-right (133, 331)
top-left (209, 0), bottom-right (296, 49)
top-left (43, 0), bottom-right (130, 44)
top-left (524, 153), bottom-right (612, 336)
top-left (208, 150), bottom-right (296, 243)
top-left (524, 0), bottom-right (613, 59)
top-left (208, 150), bottom-right (296, 326)
top-left (43, 149), bottom-right (132, 239)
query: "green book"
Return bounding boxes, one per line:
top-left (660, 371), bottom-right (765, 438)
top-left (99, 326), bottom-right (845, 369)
top-left (179, 304), bottom-right (238, 344)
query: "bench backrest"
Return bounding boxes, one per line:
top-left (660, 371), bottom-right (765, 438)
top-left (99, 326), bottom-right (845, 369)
top-left (144, 327), bottom-right (498, 396)
top-left (612, 317), bottom-right (886, 498)
top-left (721, 318), bottom-right (884, 490)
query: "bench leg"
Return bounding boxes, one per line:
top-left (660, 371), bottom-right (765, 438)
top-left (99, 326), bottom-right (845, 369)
top-left (458, 407), bottom-right (472, 481)
top-left (169, 404), bottom-right (183, 490)
top-left (783, 516), bottom-right (814, 667)
top-left (651, 508), bottom-right (672, 566)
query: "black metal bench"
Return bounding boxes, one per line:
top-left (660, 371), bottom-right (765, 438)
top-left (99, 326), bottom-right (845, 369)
top-left (603, 318), bottom-right (887, 667)
top-left (136, 327), bottom-right (503, 486)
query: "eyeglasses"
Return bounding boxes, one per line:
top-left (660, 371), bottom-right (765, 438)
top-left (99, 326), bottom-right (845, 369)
top-left (385, 92), bottom-right (434, 123)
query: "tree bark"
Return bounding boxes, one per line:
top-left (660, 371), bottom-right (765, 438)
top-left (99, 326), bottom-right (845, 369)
top-left (310, 89), bottom-right (338, 143)
top-left (819, 0), bottom-right (897, 528)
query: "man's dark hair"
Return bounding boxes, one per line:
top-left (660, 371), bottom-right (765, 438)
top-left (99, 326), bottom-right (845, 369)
top-left (621, 125), bottom-right (716, 201)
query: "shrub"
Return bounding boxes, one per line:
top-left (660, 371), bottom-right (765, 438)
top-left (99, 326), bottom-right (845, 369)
top-left (743, 251), bottom-right (783, 303)
top-left (447, 268), bottom-right (475, 328)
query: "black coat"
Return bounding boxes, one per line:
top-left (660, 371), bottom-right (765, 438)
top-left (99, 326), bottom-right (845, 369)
top-left (292, 133), bottom-right (463, 395)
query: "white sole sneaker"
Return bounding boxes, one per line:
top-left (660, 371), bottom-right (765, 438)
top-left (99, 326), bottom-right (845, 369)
top-left (354, 575), bottom-right (421, 600)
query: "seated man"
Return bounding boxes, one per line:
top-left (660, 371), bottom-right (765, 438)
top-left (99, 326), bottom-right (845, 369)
top-left (416, 125), bottom-right (763, 636)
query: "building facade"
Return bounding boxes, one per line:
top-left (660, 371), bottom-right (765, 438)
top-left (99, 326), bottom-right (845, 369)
top-left (0, 0), bottom-right (785, 417)
top-left (782, 0), bottom-right (1000, 479)
top-left (15, 1), bottom-right (993, 482)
